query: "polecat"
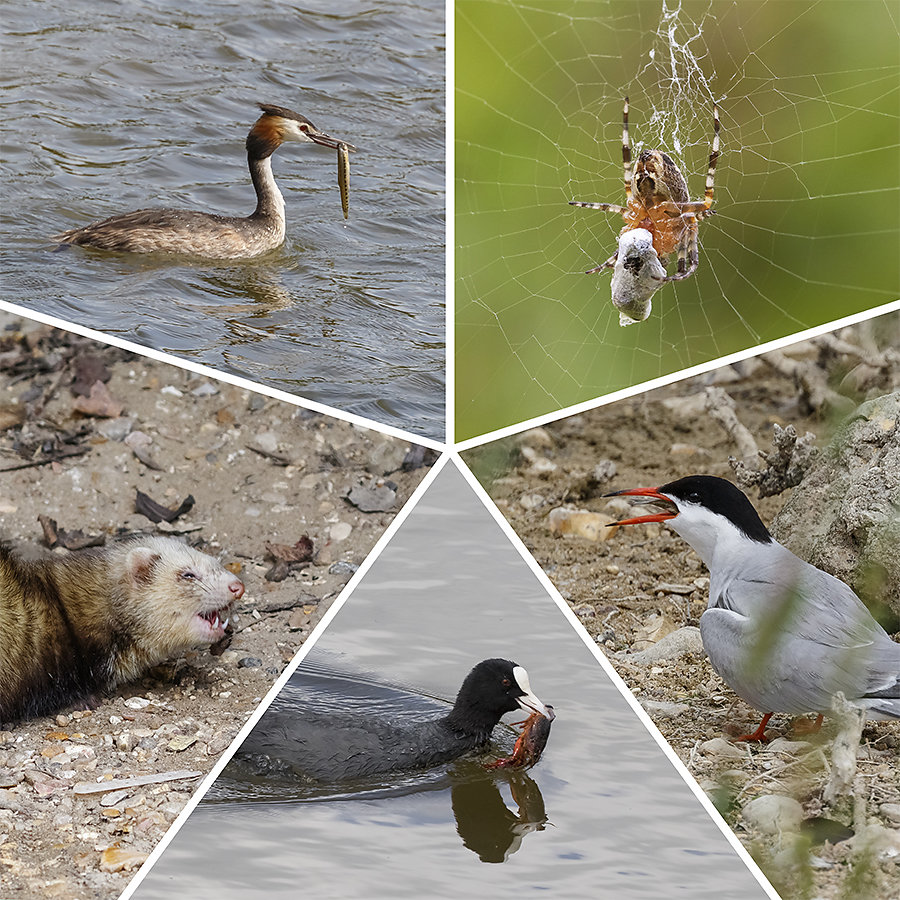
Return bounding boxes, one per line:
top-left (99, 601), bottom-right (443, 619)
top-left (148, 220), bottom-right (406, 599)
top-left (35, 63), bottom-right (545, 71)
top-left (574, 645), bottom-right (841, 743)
top-left (0, 536), bottom-right (244, 723)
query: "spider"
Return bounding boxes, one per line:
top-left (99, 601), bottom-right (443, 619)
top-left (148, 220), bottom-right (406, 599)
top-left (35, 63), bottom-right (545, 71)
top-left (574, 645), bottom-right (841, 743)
top-left (570, 97), bottom-right (720, 283)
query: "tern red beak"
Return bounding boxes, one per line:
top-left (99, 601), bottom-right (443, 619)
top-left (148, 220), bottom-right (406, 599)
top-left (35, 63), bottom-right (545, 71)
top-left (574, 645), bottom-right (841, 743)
top-left (604, 487), bottom-right (679, 526)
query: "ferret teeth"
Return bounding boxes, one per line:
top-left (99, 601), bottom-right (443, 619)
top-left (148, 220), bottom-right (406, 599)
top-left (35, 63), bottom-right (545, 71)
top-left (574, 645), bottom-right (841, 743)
top-left (212, 615), bottom-right (220, 629)
top-left (222, 617), bottom-right (230, 629)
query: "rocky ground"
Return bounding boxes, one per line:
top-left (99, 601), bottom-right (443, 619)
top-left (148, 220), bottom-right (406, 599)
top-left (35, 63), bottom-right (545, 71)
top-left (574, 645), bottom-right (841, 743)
top-left (0, 312), bottom-right (433, 900)
top-left (464, 314), bottom-right (900, 900)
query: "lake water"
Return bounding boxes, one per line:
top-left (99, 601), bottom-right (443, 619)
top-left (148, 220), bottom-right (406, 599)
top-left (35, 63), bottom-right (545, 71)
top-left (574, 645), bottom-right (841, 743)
top-left (130, 463), bottom-right (771, 900)
top-left (0, 0), bottom-right (445, 440)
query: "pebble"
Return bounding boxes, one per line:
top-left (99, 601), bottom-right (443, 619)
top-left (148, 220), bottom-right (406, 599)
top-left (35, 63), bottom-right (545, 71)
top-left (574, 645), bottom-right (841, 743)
top-left (347, 481), bottom-right (397, 512)
top-left (620, 626), bottom-right (704, 665)
top-left (237, 657), bottom-right (263, 669)
top-left (699, 738), bottom-right (747, 760)
top-left (547, 507), bottom-right (616, 542)
top-left (99, 790), bottom-right (131, 808)
top-left (329, 561), bottom-right (358, 576)
top-left (519, 493), bottom-right (544, 510)
top-left (329, 522), bottom-right (353, 542)
top-left (765, 737), bottom-right (813, 755)
top-left (97, 417), bottom-right (135, 441)
top-left (641, 700), bottom-right (689, 717)
top-left (656, 583), bottom-right (695, 595)
top-left (123, 697), bottom-right (151, 710)
top-left (880, 802), bottom-right (900, 825)
top-left (99, 846), bottom-right (148, 873)
top-left (741, 795), bottom-right (804, 834)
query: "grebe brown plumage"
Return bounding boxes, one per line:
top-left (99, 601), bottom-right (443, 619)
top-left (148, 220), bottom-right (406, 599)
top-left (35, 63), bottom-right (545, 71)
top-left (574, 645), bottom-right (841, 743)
top-left (53, 104), bottom-right (356, 260)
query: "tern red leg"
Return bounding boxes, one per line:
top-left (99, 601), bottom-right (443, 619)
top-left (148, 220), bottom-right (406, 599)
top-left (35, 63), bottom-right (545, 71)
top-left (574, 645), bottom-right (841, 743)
top-left (736, 712), bottom-right (772, 743)
top-left (791, 713), bottom-right (824, 736)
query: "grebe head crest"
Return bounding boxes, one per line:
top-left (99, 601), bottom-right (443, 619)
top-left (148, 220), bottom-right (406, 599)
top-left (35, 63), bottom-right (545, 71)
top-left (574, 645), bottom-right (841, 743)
top-left (247, 104), bottom-right (357, 159)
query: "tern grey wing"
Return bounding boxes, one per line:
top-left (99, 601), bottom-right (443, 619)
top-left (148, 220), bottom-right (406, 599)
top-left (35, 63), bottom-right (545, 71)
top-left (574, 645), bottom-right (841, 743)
top-left (703, 570), bottom-right (900, 717)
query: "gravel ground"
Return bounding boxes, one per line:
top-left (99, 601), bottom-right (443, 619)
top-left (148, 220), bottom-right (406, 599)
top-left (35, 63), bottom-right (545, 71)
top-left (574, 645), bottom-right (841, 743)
top-left (0, 312), bottom-right (432, 900)
top-left (464, 315), bottom-right (900, 900)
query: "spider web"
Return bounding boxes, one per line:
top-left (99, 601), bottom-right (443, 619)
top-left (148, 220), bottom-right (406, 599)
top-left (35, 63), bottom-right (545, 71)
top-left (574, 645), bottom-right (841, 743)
top-left (455, 0), bottom-right (900, 441)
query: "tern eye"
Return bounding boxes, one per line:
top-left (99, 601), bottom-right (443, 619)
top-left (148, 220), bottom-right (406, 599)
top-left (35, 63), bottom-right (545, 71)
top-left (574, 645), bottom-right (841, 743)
top-left (687, 491), bottom-right (700, 502)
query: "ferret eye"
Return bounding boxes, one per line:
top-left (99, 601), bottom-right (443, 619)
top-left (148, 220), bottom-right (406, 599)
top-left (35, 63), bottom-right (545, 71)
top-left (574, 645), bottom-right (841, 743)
top-left (181, 570), bottom-right (197, 580)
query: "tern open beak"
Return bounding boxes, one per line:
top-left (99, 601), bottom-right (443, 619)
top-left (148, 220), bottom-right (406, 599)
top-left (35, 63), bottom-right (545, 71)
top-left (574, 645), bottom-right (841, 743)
top-left (604, 487), bottom-right (679, 526)
top-left (308, 128), bottom-right (357, 152)
top-left (516, 689), bottom-right (553, 721)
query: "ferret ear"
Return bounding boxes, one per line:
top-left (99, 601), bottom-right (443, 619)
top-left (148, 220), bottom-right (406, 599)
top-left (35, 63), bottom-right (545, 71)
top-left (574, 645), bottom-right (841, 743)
top-left (128, 548), bottom-right (161, 584)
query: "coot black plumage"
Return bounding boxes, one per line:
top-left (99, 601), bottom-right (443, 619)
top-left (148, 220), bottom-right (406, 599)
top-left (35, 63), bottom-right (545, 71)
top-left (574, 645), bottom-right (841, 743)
top-left (236, 658), bottom-right (550, 782)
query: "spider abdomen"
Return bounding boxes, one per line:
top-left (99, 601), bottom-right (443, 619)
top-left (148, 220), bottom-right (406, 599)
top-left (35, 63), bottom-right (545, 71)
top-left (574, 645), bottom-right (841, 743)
top-left (621, 198), bottom-right (690, 259)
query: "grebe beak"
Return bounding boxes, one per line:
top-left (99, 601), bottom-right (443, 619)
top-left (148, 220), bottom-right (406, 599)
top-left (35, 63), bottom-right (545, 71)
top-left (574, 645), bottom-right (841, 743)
top-left (308, 128), bottom-right (357, 152)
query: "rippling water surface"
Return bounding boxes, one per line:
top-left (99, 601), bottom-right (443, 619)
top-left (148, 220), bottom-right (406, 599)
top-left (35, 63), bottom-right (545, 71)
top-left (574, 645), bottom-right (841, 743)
top-left (131, 466), bottom-right (770, 900)
top-left (1, 0), bottom-right (444, 439)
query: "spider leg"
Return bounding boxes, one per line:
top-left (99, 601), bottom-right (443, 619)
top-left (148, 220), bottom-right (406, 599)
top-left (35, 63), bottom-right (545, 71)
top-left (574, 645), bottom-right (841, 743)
top-left (569, 201), bottom-right (628, 214)
top-left (585, 250), bottom-right (618, 275)
top-left (661, 219), bottom-right (699, 282)
top-left (623, 96), bottom-right (633, 203)
top-left (705, 102), bottom-right (720, 208)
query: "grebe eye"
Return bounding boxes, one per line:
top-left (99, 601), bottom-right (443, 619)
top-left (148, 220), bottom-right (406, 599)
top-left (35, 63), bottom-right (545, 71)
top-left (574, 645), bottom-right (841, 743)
top-left (502, 678), bottom-right (510, 686)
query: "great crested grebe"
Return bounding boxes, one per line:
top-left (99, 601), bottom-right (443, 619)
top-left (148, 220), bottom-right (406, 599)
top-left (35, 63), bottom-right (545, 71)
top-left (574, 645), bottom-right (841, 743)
top-left (53, 104), bottom-right (356, 260)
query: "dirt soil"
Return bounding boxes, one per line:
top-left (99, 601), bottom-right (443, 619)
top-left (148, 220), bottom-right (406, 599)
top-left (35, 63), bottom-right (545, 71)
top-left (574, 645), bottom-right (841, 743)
top-left (0, 312), bottom-right (433, 900)
top-left (465, 315), bottom-right (900, 900)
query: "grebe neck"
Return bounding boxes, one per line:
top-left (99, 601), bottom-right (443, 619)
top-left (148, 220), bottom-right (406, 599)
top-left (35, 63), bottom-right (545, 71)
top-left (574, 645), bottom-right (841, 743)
top-left (248, 152), bottom-right (285, 227)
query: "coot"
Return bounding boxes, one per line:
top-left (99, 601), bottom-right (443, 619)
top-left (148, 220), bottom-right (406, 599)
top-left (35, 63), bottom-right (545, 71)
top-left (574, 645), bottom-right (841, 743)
top-left (236, 658), bottom-right (550, 781)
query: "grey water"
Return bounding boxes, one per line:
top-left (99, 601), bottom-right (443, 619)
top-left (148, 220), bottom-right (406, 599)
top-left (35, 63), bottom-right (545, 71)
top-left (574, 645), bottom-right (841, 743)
top-left (131, 464), bottom-right (770, 900)
top-left (0, 0), bottom-right (444, 440)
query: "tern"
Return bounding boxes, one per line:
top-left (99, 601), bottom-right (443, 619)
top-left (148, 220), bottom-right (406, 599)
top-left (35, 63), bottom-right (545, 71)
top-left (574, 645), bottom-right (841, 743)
top-left (607, 475), bottom-right (900, 741)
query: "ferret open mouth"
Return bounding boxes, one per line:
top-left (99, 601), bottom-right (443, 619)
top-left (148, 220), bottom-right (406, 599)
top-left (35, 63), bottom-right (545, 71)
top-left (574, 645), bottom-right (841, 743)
top-left (195, 606), bottom-right (233, 641)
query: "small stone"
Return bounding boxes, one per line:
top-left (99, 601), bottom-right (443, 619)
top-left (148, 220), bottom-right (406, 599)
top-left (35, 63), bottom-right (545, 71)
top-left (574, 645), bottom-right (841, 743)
top-left (765, 737), bottom-right (813, 755)
top-left (97, 417), bottom-right (135, 441)
top-left (742, 795), bottom-right (804, 834)
top-left (328, 561), bottom-right (358, 576)
top-left (237, 657), bottom-right (262, 669)
top-left (100, 790), bottom-right (131, 808)
top-left (880, 802), bottom-right (900, 825)
top-left (548, 507), bottom-right (616, 542)
top-left (329, 522), bottom-right (352, 542)
top-left (621, 626), bottom-right (704, 665)
top-left (641, 700), bottom-right (690, 717)
top-left (657, 583), bottom-right (695, 595)
top-left (124, 697), bottom-right (151, 710)
top-left (605, 564), bottom-right (619, 575)
top-left (166, 736), bottom-right (197, 752)
top-left (699, 738), bottom-right (747, 760)
top-left (519, 493), bottom-right (545, 510)
top-left (99, 846), bottom-right (149, 873)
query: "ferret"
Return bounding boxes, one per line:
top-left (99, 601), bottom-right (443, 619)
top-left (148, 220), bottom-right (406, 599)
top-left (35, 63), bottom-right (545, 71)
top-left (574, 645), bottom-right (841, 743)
top-left (0, 536), bottom-right (244, 723)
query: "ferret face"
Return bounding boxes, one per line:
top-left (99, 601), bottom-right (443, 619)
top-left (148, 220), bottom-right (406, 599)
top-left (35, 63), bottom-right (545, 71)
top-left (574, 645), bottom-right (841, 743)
top-left (118, 538), bottom-right (244, 658)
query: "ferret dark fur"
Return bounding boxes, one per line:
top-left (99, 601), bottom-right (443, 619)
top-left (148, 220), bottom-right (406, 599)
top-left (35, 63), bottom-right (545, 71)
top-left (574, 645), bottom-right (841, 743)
top-left (0, 536), bottom-right (244, 723)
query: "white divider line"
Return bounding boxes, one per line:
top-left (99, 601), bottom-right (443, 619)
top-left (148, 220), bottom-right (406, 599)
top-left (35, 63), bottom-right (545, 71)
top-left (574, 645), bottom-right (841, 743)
top-left (455, 298), bottom-right (900, 450)
top-left (444, 0), bottom-right (455, 447)
top-left (118, 452), bottom-right (450, 900)
top-left (451, 451), bottom-right (784, 900)
top-left (0, 299), bottom-right (445, 453)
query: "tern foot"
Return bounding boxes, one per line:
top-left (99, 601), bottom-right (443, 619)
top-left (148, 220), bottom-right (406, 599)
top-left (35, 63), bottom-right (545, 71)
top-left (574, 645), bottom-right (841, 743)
top-left (790, 713), bottom-right (824, 736)
top-left (735, 712), bottom-right (773, 743)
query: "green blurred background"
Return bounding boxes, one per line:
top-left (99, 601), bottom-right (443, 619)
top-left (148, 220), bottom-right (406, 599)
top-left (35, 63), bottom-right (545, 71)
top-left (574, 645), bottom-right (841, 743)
top-left (455, 0), bottom-right (899, 441)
